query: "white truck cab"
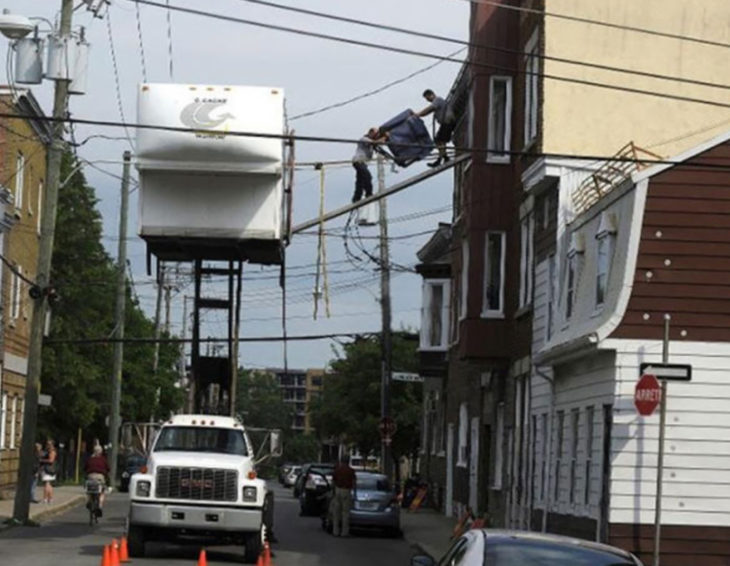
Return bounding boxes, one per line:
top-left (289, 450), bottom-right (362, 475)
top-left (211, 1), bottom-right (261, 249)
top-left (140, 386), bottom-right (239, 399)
top-left (127, 414), bottom-right (272, 563)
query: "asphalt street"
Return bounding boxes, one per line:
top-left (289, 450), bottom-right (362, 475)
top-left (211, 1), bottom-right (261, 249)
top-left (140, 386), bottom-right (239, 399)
top-left (0, 485), bottom-right (416, 565)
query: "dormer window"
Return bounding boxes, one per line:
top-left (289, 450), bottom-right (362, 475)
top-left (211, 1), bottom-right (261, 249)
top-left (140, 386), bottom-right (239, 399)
top-left (595, 212), bottom-right (617, 308)
top-left (566, 232), bottom-right (584, 320)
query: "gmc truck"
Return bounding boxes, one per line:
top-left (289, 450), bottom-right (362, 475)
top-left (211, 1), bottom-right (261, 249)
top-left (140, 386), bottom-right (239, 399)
top-left (127, 415), bottom-right (275, 563)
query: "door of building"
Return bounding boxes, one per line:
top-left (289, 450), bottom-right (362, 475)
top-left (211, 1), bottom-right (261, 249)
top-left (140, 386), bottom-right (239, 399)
top-left (599, 404), bottom-right (613, 543)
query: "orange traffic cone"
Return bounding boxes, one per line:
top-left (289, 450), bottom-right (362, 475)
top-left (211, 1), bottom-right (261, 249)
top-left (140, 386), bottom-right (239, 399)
top-left (119, 537), bottom-right (129, 563)
top-left (100, 544), bottom-right (111, 566)
top-left (256, 552), bottom-right (265, 566)
top-left (197, 549), bottom-right (208, 566)
top-left (110, 539), bottom-right (120, 566)
top-left (263, 542), bottom-right (272, 566)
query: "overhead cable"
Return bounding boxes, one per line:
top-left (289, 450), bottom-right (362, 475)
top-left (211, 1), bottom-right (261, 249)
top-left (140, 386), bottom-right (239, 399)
top-left (127, 0), bottom-right (730, 111)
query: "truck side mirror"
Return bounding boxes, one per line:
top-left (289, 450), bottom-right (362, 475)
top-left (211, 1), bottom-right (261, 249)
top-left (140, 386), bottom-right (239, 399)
top-left (270, 431), bottom-right (282, 457)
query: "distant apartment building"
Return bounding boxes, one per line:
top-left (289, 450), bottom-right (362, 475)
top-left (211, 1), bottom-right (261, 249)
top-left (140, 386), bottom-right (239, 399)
top-left (268, 368), bottom-right (325, 433)
top-left (0, 88), bottom-right (50, 491)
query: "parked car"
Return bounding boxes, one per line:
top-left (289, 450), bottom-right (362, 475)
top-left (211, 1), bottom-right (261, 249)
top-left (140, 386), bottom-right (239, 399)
top-left (278, 463), bottom-right (294, 485)
top-left (410, 530), bottom-right (644, 566)
top-left (119, 453), bottom-right (147, 493)
top-left (283, 465), bottom-right (302, 487)
top-left (322, 471), bottom-right (400, 537)
top-left (293, 462), bottom-right (333, 498)
top-left (298, 463), bottom-right (335, 516)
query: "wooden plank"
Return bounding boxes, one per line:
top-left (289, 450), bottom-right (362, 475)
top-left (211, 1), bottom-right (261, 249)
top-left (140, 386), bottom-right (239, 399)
top-left (643, 211), bottom-right (730, 228)
top-left (612, 324), bottom-right (730, 342)
top-left (620, 310), bottom-right (730, 328)
top-left (632, 268), bottom-right (730, 285)
top-left (648, 183), bottom-right (730, 200)
top-left (631, 282), bottom-right (730, 299)
top-left (636, 254), bottom-right (730, 271)
top-left (627, 296), bottom-right (730, 314)
top-left (640, 240), bottom-right (730, 256)
top-left (645, 197), bottom-right (730, 214)
top-left (641, 226), bottom-right (730, 243)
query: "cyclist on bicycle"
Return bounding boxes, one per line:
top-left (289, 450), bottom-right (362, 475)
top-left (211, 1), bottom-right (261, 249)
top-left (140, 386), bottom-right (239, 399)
top-left (85, 445), bottom-right (110, 517)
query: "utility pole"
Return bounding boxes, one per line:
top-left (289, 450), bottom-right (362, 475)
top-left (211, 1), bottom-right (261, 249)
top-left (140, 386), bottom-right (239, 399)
top-left (108, 151), bottom-right (131, 487)
top-left (152, 265), bottom-right (164, 375)
top-left (377, 155), bottom-right (393, 480)
top-left (180, 296), bottom-right (189, 412)
top-left (13, 0), bottom-right (74, 523)
top-left (653, 315), bottom-right (671, 566)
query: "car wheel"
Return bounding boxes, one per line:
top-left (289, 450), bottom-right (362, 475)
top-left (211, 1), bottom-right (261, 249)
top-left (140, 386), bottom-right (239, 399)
top-left (127, 525), bottom-right (146, 558)
top-left (243, 526), bottom-right (264, 564)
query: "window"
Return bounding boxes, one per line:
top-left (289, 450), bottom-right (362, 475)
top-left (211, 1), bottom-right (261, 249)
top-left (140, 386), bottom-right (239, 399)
top-left (566, 233), bottom-right (584, 320)
top-left (540, 413), bottom-right (548, 501)
top-left (493, 403), bottom-right (505, 489)
top-left (524, 31), bottom-right (539, 146)
top-left (9, 396), bottom-right (17, 449)
top-left (487, 76), bottom-right (513, 163)
top-left (543, 194), bottom-right (550, 229)
top-left (0, 393), bottom-right (6, 449)
top-left (37, 180), bottom-right (43, 235)
top-left (519, 215), bottom-right (534, 308)
top-left (546, 254), bottom-right (556, 340)
top-left (460, 239), bottom-right (469, 320)
top-left (569, 409), bottom-right (580, 504)
top-left (554, 410), bottom-right (564, 501)
top-left (584, 406), bottom-right (595, 505)
top-left (10, 265), bottom-right (22, 320)
top-left (595, 213), bottom-right (617, 308)
top-left (420, 280), bottom-right (451, 350)
top-left (482, 231), bottom-right (505, 316)
top-left (15, 151), bottom-right (25, 211)
top-left (457, 402), bottom-right (468, 467)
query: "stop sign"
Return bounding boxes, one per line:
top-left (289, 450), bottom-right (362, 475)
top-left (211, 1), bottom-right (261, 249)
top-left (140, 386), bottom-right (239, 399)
top-left (635, 374), bottom-right (661, 416)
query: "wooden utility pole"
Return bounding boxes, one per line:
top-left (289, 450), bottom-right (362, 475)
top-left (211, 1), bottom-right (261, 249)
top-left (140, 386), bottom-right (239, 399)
top-left (13, 0), bottom-right (74, 523)
top-left (152, 265), bottom-right (164, 375)
top-left (377, 155), bottom-right (393, 480)
top-left (108, 150), bottom-right (132, 487)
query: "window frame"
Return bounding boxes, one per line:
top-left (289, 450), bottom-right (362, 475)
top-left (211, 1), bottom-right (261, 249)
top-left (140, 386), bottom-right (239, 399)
top-left (10, 265), bottom-right (22, 321)
top-left (519, 215), bottom-right (534, 309)
top-left (540, 412), bottom-right (548, 502)
top-left (595, 223), bottom-right (616, 309)
top-left (482, 231), bottom-right (506, 318)
top-left (566, 254), bottom-right (577, 320)
top-left (554, 410), bottom-right (564, 501)
top-left (420, 279), bottom-right (451, 351)
top-left (37, 179), bottom-right (43, 235)
top-left (15, 151), bottom-right (25, 212)
top-left (492, 403), bottom-right (505, 489)
top-left (486, 76), bottom-right (513, 164)
top-left (546, 254), bottom-right (556, 340)
top-left (9, 396), bottom-right (17, 450)
top-left (457, 402), bottom-right (469, 468)
top-left (584, 406), bottom-right (595, 505)
top-left (569, 408), bottom-right (580, 504)
top-left (0, 393), bottom-right (6, 450)
top-left (459, 239), bottom-right (469, 320)
top-left (523, 30), bottom-right (540, 147)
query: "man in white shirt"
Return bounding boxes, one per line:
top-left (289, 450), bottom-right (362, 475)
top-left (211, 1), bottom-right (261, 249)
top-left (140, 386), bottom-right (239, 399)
top-left (352, 127), bottom-right (388, 202)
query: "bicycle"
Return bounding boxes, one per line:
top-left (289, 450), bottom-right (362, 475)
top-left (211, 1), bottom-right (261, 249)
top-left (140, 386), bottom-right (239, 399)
top-left (85, 479), bottom-right (104, 526)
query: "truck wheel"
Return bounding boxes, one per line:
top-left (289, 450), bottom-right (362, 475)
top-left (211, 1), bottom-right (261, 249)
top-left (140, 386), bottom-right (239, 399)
top-left (243, 527), bottom-right (264, 564)
top-left (127, 525), bottom-right (146, 558)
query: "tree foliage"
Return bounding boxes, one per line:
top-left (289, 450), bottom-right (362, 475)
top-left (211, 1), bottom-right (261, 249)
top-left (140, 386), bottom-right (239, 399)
top-left (310, 334), bottom-right (421, 460)
top-left (38, 152), bottom-right (182, 445)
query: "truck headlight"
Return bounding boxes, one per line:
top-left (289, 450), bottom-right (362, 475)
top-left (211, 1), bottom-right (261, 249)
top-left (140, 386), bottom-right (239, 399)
top-left (243, 486), bottom-right (257, 502)
top-left (136, 481), bottom-right (151, 497)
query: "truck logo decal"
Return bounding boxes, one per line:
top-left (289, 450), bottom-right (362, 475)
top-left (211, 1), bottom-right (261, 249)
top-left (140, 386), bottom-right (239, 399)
top-left (180, 101), bottom-right (235, 130)
top-left (181, 478), bottom-right (214, 489)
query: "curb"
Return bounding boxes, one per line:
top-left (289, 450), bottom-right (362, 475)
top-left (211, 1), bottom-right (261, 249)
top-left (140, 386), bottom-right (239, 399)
top-left (0, 495), bottom-right (86, 533)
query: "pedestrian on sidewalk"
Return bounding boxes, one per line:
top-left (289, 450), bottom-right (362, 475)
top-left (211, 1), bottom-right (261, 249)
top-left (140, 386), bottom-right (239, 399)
top-left (330, 455), bottom-right (356, 537)
top-left (30, 442), bottom-right (42, 503)
top-left (351, 127), bottom-right (389, 203)
top-left (413, 89), bottom-right (456, 168)
top-left (40, 439), bottom-right (58, 504)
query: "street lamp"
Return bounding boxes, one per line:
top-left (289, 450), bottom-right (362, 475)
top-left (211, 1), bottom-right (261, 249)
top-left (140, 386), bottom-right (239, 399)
top-left (0, 9), bottom-right (34, 40)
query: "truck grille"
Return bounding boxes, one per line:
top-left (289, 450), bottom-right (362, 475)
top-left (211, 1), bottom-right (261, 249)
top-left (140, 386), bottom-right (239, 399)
top-left (155, 467), bottom-right (238, 502)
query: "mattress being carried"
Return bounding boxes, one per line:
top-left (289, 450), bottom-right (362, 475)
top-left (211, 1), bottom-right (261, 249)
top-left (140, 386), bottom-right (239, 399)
top-left (379, 110), bottom-right (434, 167)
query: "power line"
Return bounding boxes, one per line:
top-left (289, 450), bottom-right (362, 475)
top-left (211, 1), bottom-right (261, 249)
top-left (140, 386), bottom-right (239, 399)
top-left (128, 0), bottom-right (730, 111)
top-left (459, 0), bottom-right (730, 51)
top-left (43, 332), bottom-right (377, 345)
top-left (7, 110), bottom-right (730, 172)
top-left (290, 46), bottom-right (467, 121)
top-left (134, 0), bottom-right (149, 82)
top-left (105, 8), bottom-right (134, 149)
top-left (165, 0), bottom-right (175, 80)
top-left (238, 0), bottom-right (730, 95)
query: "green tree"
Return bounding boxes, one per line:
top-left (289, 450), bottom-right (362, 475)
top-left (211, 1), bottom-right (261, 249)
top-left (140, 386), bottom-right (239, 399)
top-left (310, 333), bottom-right (421, 462)
top-left (38, 152), bottom-right (182, 445)
top-left (235, 369), bottom-right (293, 431)
top-left (283, 433), bottom-right (321, 464)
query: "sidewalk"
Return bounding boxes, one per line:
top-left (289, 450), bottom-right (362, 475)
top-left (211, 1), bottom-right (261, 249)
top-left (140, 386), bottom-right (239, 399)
top-left (0, 485), bottom-right (86, 531)
top-left (401, 507), bottom-right (457, 560)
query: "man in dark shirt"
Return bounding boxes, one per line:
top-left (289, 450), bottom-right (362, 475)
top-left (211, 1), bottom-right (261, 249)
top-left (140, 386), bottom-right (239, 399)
top-left (331, 456), bottom-right (356, 537)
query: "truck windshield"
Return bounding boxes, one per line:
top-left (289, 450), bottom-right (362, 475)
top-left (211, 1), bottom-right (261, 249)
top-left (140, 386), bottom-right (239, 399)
top-left (154, 426), bottom-right (248, 456)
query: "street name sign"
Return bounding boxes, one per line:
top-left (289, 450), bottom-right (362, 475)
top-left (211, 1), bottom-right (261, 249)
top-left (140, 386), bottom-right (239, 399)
top-left (639, 363), bottom-right (691, 381)
top-left (391, 372), bottom-right (424, 383)
top-left (635, 374), bottom-right (661, 416)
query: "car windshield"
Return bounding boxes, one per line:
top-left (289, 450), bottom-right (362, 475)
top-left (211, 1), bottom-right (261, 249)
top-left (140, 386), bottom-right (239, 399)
top-left (356, 475), bottom-right (391, 492)
top-left (486, 540), bottom-right (636, 565)
top-left (153, 426), bottom-right (248, 456)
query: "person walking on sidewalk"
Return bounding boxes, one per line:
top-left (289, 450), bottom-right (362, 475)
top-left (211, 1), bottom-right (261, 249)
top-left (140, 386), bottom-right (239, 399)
top-left (331, 456), bottom-right (356, 537)
top-left (414, 89), bottom-right (456, 168)
top-left (30, 442), bottom-right (42, 503)
top-left (40, 439), bottom-right (57, 504)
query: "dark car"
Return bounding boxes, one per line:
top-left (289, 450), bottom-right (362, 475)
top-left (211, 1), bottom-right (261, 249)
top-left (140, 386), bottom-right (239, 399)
top-left (297, 463), bottom-right (335, 516)
top-left (119, 453), bottom-right (147, 493)
top-left (322, 471), bottom-right (400, 537)
top-left (293, 462), bottom-right (329, 498)
top-left (410, 529), bottom-right (643, 566)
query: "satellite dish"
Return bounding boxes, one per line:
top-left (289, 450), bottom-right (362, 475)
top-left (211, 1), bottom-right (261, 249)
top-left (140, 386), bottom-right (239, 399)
top-left (0, 10), bottom-right (34, 40)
